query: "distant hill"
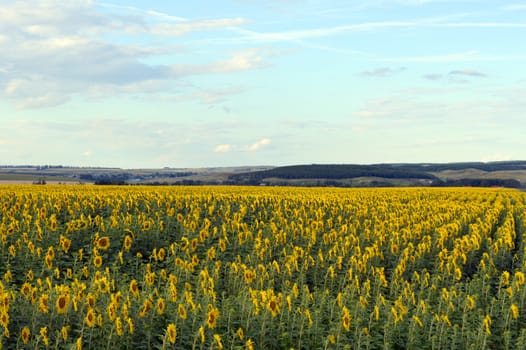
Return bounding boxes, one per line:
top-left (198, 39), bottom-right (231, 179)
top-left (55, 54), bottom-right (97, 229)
top-left (227, 161), bottom-right (526, 188)
top-left (1, 161), bottom-right (525, 188)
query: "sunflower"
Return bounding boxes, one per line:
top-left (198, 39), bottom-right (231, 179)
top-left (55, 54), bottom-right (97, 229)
top-left (342, 306), bottom-right (351, 331)
top-left (246, 339), bottom-right (255, 350)
top-left (85, 308), bottom-right (96, 328)
top-left (21, 282), bottom-right (32, 298)
top-left (156, 298), bottom-right (166, 315)
top-left (123, 235), bottom-right (133, 251)
top-left (76, 336), bottom-right (82, 350)
top-left (61, 326), bottom-right (70, 342)
top-left (115, 317), bottom-right (123, 336)
top-left (166, 323), bottom-right (177, 344)
top-left (60, 235), bottom-right (71, 253)
top-left (267, 296), bottom-right (280, 318)
top-left (96, 236), bottom-right (110, 250)
top-left (157, 248), bottom-right (166, 262)
top-left (93, 255), bottom-right (103, 268)
top-left (213, 334), bottom-right (223, 350)
top-left (139, 299), bottom-right (153, 318)
top-left (236, 327), bottom-right (244, 340)
top-left (130, 280), bottom-right (140, 298)
top-left (21, 326), bottom-right (31, 344)
top-left (198, 326), bottom-right (205, 344)
top-left (511, 303), bottom-right (519, 319)
top-left (40, 326), bottom-right (49, 346)
top-left (206, 305), bottom-right (219, 329)
top-left (126, 317), bottom-right (134, 334)
top-left (56, 294), bottom-right (70, 314)
top-left (86, 293), bottom-right (96, 308)
top-left (39, 294), bottom-right (49, 313)
top-left (178, 304), bottom-right (187, 320)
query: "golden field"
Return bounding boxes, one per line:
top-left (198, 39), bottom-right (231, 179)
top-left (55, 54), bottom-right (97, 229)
top-left (1, 185), bottom-right (526, 349)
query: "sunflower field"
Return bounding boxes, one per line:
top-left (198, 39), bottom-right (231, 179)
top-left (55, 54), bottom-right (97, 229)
top-left (1, 185), bottom-right (526, 349)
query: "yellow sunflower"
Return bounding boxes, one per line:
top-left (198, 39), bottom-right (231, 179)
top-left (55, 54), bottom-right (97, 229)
top-left (21, 326), bottom-right (31, 344)
top-left (56, 294), bottom-right (70, 314)
top-left (85, 308), bottom-right (96, 328)
top-left (167, 323), bottom-right (177, 344)
top-left (96, 236), bottom-right (110, 250)
top-left (206, 305), bottom-right (219, 329)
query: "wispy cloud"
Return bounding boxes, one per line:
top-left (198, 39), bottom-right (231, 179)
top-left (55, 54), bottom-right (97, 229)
top-left (449, 69), bottom-right (487, 77)
top-left (238, 21), bottom-right (414, 42)
top-left (423, 74), bottom-right (443, 81)
top-left (383, 51), bottom-right (526, 63)
top-left (359, 67), bottom-right (406, 77)
top-left (152, 18), bottom-right (249, 36)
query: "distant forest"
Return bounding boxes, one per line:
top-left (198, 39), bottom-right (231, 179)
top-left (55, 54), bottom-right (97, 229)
top-left (227, 162), bottom-right (526, 188)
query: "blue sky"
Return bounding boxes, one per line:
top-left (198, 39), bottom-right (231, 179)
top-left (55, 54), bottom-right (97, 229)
top-left (1, 0), bottom-right (525, 168)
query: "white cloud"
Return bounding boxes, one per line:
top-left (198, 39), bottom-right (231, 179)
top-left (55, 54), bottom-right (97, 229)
top-left (246, 138), bottom-right (271, 151)
top-left (214, 144), bottom-right (232, 153)
top-left (0, 1), bottom-right (257, 109)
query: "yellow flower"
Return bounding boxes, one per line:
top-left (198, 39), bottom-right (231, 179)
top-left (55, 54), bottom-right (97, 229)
top-left (85, 308), bottom-right (96, 328)
top-left (96, 236), bottom-right (111, 250)
top-left (21, 283), bottom-right (32, 299)
top-left (206, 305), bottom-right (219, 329)
top-left (123, 235), bottom-right (133, 251)
top-left (167, 323), bottom-right (177, 344)
top-left (130, 279), bottom-right (140, 298)
top-left (214, 334), bottom-right (223, 350)
top-left (483, 315), bottom-right (492, 335)
top-left (158, 248), bottom-right (166, 261)
top-left (198, 326), bottom-right (205, 343)
top-left (93, 255), bottom-right (103, 268)
top-left (237, 327), bottom-right (244, 340)
top-left (40, 326), bottom-right (49, 346)
top-left (413, 315), bottom-right (423, 328)
top-left (61, 326), bottom-right (70, 342)
top-left (126, 317), bottom-right (134, 334)
top-left (139, 298), bottom-right (153, 317)
top-left (115, 317), bottom-right (123, 336)
top-left (466, 295), bottom-right (476, 311)
top-left (246, 339), bottom-right (255, 350)
top-left (21, 327), bottom-right (30, 345)
top-left (156, 297), bottom-right (166, 315)
top-left (511, 304), bottom-right (519, 319)
top-left (178, 304), bottom-right (187, 319)
top-left (39, 294), bottom-right (49, 313)
top-left (342, 306), bottom-right (351, 331)
top-left (76, 336), bottom-right (82, 350)
top-left (267, 296), bottom-right (280, 317)
top-left (56, 294), bottom-right (70, 314)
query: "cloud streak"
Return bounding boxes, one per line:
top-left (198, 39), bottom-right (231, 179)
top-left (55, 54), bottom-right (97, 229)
top-left (359, 67), bottom-right (406, 77)
top-left (449, 69), bottom-right (487, 77)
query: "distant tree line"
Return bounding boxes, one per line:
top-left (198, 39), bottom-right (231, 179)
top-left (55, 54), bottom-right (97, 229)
top-left (431, 178), bottom-right (521, 188)
top-left (228, 164), bottom-right (438, 184)
top-left (80, 171), bottom-right (196, 184)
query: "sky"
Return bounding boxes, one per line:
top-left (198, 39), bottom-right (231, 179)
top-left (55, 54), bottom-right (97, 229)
top-left (1, 0), bottom-right (525, 168)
